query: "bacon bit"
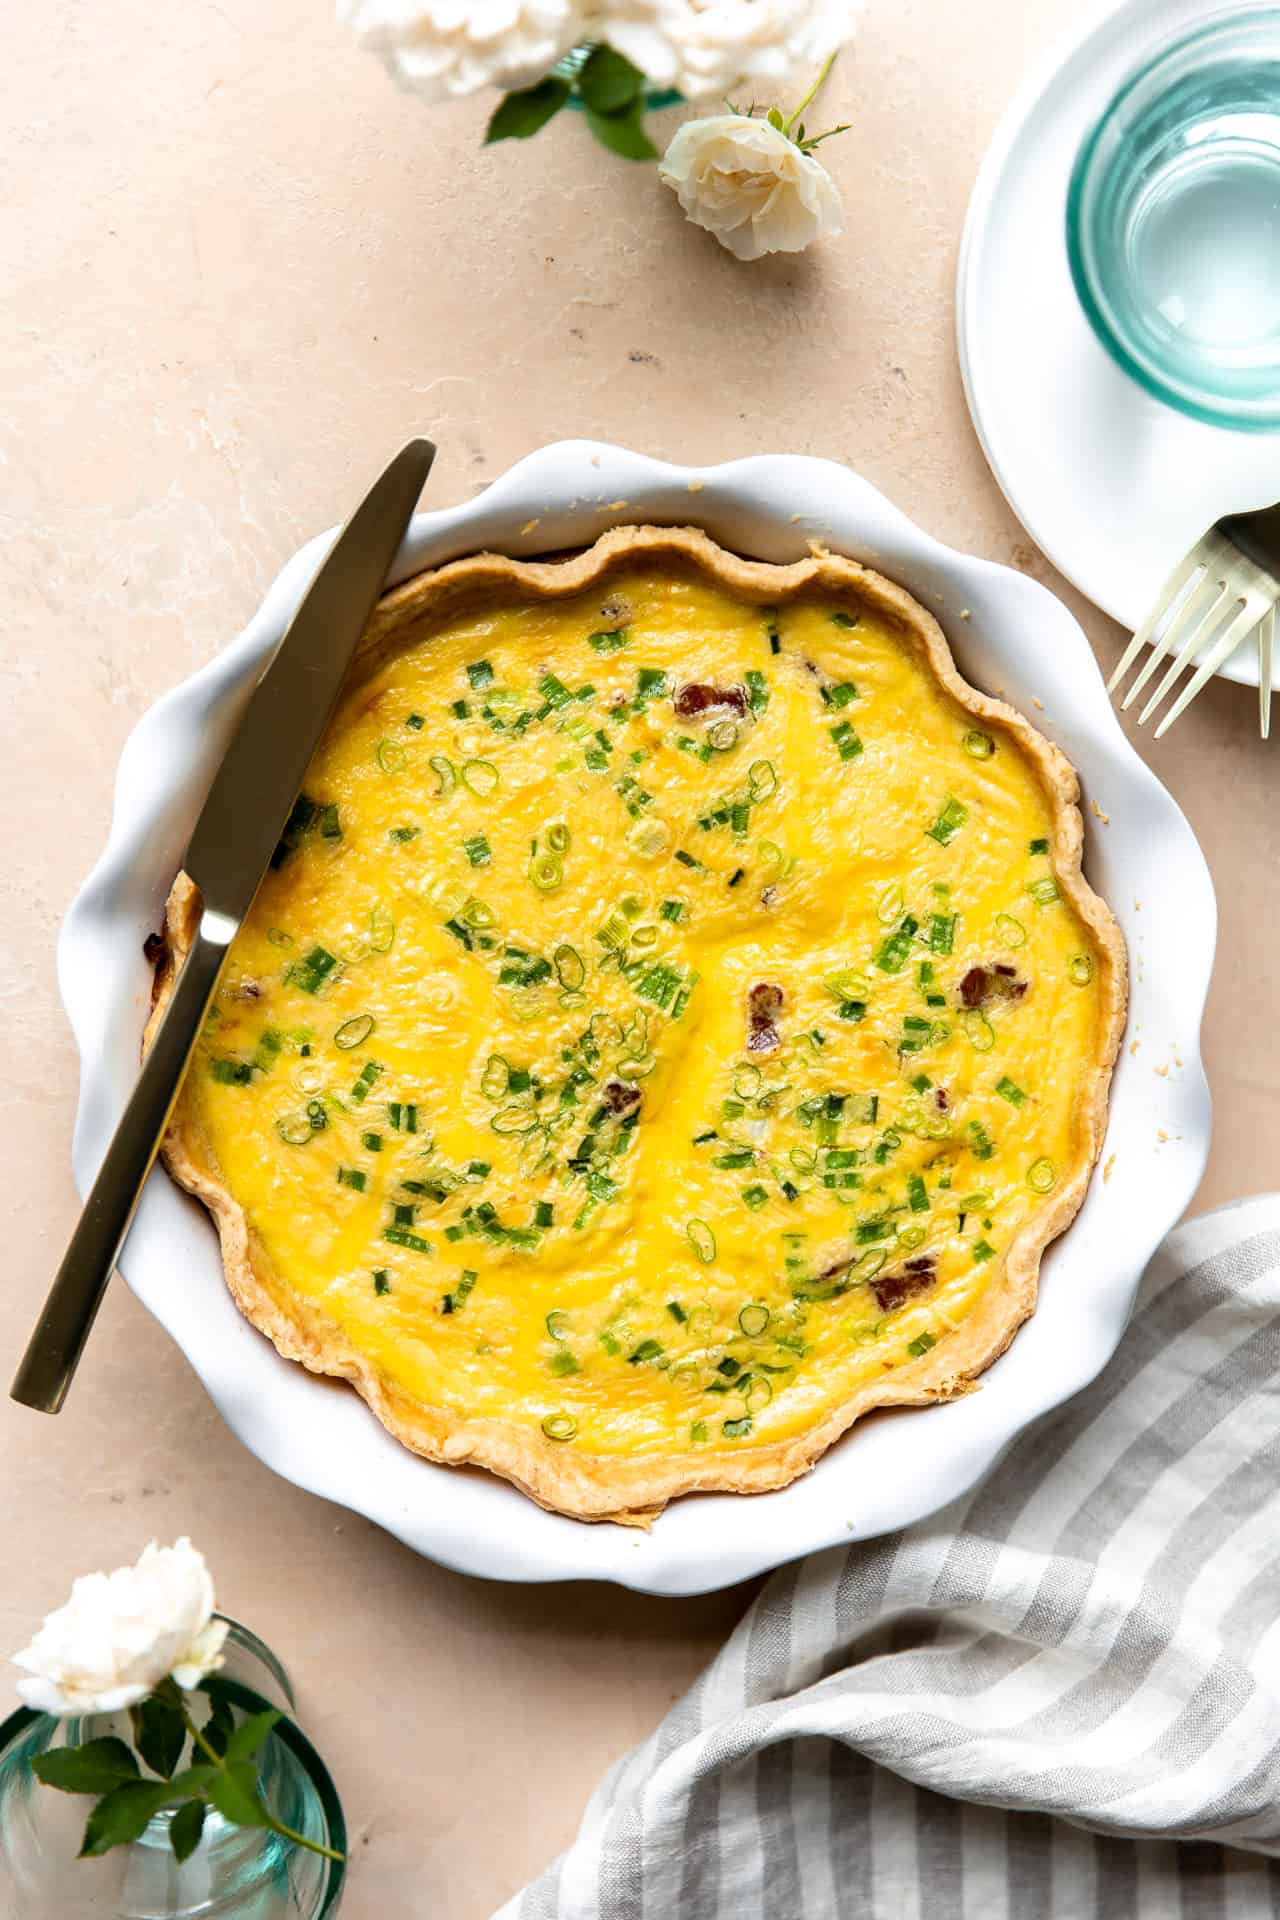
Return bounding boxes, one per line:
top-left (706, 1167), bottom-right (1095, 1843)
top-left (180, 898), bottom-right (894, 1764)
top-left (599, 595), bottom-right (631, 625)
top-left (230, 980), bottom-right (264, 1001)
top-left (142, 931), bottom-right (166, 966)
top-left (934, 1087), bottom-right (950, 1112)
top-left (872, 1255), bottom-right (937, 1315)
top-left (760, 885), bottom-right (779, 910)
top-left (746, 981), bottom-right (783, 1052)
top-left (960, 964), bottom-right (1027, 1008)
top-left (601, 1080), bottom-right (641, 1116)
top-left (674, 682), bottom-right (748, 719)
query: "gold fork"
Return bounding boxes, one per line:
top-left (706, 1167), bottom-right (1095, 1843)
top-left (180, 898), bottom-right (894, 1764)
top-left (1108, 506), bottom-right (1280, 738)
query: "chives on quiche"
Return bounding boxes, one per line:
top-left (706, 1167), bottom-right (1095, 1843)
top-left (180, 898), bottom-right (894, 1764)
top-left (146, 526), bottom-right (1125, 1526)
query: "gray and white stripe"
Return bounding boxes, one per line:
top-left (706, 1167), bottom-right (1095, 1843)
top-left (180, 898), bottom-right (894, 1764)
top-left (498, 1196), bottom-right (1280, 1918)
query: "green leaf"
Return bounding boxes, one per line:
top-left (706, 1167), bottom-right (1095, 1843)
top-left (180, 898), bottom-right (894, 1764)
top-left (34, 1737), bottom-right (139, 1797)
top-left (80, 1782), bottom-right (175, 1857)
top-left (170, 1764), bottom-right (216, 1796)
top-left (169, 1797), bottom-right (207, 1864)
top-left (767, 106), bottom-right (786, 131)
top-left (583, 100), bottom-right (658, 161)
top-left (577, 45), bottom-right (642, 115)
top-left (200, 1695), bottom-right (235, 1760)
top-left (132, 1694), bottom-right (186, 1780)
top-left (485, 77), bottom-right (570, 144)
top-left (206, 1759), bottom-right (270, 1830)
top-left (223, 1709), bottom-right (281, 1767)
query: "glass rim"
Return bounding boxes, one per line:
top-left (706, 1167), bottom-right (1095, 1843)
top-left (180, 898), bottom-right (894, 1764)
top-left (1066, 1), bottom-right (1280, 431)
top-left (0, 1670), bottom-right (346, 1917)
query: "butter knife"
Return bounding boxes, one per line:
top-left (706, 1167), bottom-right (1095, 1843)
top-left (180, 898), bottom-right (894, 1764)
top-left (13, 436), bottom-right (437, 1413)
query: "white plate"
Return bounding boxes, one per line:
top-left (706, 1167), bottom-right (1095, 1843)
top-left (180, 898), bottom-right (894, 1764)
top-left (958, 0), bottom-right (1280, 688)
top-left (60, 441), bottom-right (1214, 1595)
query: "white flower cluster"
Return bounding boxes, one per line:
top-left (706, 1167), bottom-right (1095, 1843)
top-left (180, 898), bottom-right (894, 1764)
top-left (12, 1539), bottom-right (228, 1717)
top-left (660, 112), bottom-right (843, 259)
top-left (338, 0), bottom-right (862, 104)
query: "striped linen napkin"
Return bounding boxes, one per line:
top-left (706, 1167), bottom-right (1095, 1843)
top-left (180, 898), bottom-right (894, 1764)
top-left (500, 1195), bottom-right (1280, 1918)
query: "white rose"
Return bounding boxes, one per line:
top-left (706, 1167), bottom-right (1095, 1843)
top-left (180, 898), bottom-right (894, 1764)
top-left (660, 113), bottom-right (843, 261)
top-left (12, 1540), bottom-right (228, 1717)
top-left (603, 0), bottom-right (862, 102)
top-left (337, 0), bottom-right (590, 102)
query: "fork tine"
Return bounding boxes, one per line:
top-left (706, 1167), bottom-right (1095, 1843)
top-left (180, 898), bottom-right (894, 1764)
top-left (1260, 607), bottom-right (1274, 741)
top-left (1107, 548), bottom-right (1208, 694)
top-left (1122, 574), bottom-right (1227, 710)
top-left (1134, 582), bottom-right (1234, 721)
top-left (1152, 599), bottom-right (1263, 738)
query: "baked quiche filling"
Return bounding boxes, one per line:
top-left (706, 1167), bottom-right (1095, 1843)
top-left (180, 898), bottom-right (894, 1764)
top-left (158, 528), bottom-right (1124, 1521)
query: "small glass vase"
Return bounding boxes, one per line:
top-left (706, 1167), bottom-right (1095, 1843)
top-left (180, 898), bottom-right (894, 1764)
top-left (0, 1618), bottom-right (345, 1919)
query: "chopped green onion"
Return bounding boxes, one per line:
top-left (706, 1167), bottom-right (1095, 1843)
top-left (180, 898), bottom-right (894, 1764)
top-left (691, 1420), bottom-right (708, 1443)
top-left (926, 797), bottom-right (968, 846)
top-left (376, 738), bottom-right (406, 774)
top-left (588, 628), bottom-right (630, 652)
top-left (529, 850), bottom-right (564, 890)
top-left (388, 1102), bottom-right (418, 1133)
top-left (461, 759), bottom-right (498, 797)
top-left (290, 946), bottom-right (339, 994)
top-left (547, 821), bottom-right (571, 854)
top-left (550, 1351), bottom-right (579, 1376)
top-left (660, 899), bottom-right (686, 924)
top-left (551, 943), bottom-right (585, 992)
top-left (542, 1412), bottom-right (578, 1441)
top-left (928, 912), bottom-right (957, 955)
top-left (1027, 876), bottom-right (1060, 906)
top-left (745, 669), bottom-right (769, 713)
top-left (723, 1416), bottom-right (754, 1438)
top-left (275, 1112), bottom-right (314, 1145)
top-left (907, 1173), bottom-right (929, 1212)
top-left (374, 1270), bottom-right (391, 1295)
top-left (406, 713), bottom-right (425, 731)
top-left (467, 660), bottom-right (494, 689)
top-left (336, 1167), bottom-right (367, 1192)
top-left (1029, 836), bottom-right (1050, 854)
top-left (875, 915), bottom-right (919, 973)
top-left (350, 1060), bottom-right (384, 1103)
top-left (996, 1076), bottom-right (1027, 1106)
top-left (741, 1184), bottom-right (769, 1211)
top-left (210, 1059), bottom-right (252, 1085)
top-left (385, 1226), bottom-right (432, 1252)
top-left (546, 1310), bottom-right (570, 1340)
top-left (1069, 952), bottom-right (1094, 985)
top-left (973, 1240), bottom-right (997, 1263)
top-left (636, 666), bottom-right (668, 699)
top-left (707, 718), bottom-right (739, 752)
top-left (996, 913), bottom-right (1027, 949)
top-left (830, 719), bottom-right (863, 761)
top-left (539, 672), bottom-right (573, 709)
top-left (686, 1219), bottom-right (716, 1263)
top-left (429, 754), bottom-right (456, 794)
top-left (629, 1339), bottom-right (663, 1365)
top-left (748, 759), bottom-right (777, 801)
top-left (831, 610), bottom-right (859, 630)
top-left (334, 1014), bottom-right (375, 1051)
top-left (463, 834), bottom-right (491, 867)
top-left (390, 825), bottom-right (420, 843)
top-left (738, 1303), bottom-right (770, 1337)
top-left (362, 1130), bottom-right (383, 1152)
top-left (968, 1120), bottom-right (996, 1160)
top-left (491, 1106), bottom-right (540, 1136)
top-left (963, 730), bottom-right (995, 759)
top-left (1027, 1157), bottom-right (1057, 1193)
top-left (963, 1009), bottom-right (995, 1052)
top-left (907, 1331), bottom-right (937, 1357)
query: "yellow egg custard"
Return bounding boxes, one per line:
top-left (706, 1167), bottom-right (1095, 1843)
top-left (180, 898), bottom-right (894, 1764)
top-left (151, 526), bottom-right (1126, 1524)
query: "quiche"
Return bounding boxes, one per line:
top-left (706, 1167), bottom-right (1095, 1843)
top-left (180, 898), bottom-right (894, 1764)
top-left (150, 526), bottom-right (1126, 1525)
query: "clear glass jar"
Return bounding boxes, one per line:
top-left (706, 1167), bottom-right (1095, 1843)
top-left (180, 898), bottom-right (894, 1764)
top-left (0, 1618), bottom-right (345, 1919)
top-left (1067, 6), bottom-right (1280, 430)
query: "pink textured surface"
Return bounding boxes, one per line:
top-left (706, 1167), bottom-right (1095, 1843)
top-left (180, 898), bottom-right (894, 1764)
top-left (1, 1), bottom-right (1269, 1911)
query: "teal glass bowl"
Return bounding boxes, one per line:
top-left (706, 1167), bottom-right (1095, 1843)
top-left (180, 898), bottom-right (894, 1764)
top-left (1067, 5), bottom-right (1280, 431)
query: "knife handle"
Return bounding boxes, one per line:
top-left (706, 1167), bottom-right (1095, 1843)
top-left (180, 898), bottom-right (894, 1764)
top-left (12, 914), bottom-right (231, 1413)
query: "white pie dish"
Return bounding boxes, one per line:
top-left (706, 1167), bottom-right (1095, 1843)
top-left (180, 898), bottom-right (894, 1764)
top-left (58, 441), bottom-right (1214, 1595)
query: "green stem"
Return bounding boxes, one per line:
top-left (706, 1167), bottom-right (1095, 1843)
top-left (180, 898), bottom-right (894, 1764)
top-left (180, 1708), bottom-right (345, 1866)
top-left (783, 52), bottom-right (837, 135)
